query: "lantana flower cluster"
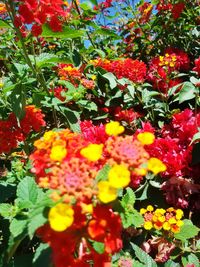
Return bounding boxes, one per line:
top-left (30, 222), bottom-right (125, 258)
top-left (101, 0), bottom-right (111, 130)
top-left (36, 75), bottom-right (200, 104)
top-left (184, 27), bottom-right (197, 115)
top-left (30, 121), bottom-right (166, 266)
top-left (147, 48), bottom-right (190, 93)
top-left (92, 58), bottom-right (147, 83)
top-left (140, 205), bottom-right (184, 233)
top-left (0, 105), bottom-right (46, 154)
top-left (141, 109), bottom-right (200, 209)
top-left (15, 0), bottom-right (68, 36)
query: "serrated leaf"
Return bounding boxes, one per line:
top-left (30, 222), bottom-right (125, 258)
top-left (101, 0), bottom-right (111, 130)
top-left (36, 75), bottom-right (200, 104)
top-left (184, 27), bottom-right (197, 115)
top-left (10, 218), bottom-right (27, 237)
top-left (96, 164), bottom-right (111, 182)
top-left (17, 177), bottom-right (38, 205)
top-left (32, 53), bottom-right (60, 68)
top-left (182, 253), bottom-right (200, 267)
top-left (121, 187), bottom-right (136, 208)
top-left (131, 243), bottom-right (157, 267)
top-left (179, 82), bottom-right (198, 104)
top-left (132, 211), bottom-right (144, 227)
top-left (0, 203), bottom-right (13, 218)
top-left (42, 24), bottom-right (85, 38)
top-left (174, 219), bottom-right (199, 241)
top-left (28, 212), bottom-right (47, 238)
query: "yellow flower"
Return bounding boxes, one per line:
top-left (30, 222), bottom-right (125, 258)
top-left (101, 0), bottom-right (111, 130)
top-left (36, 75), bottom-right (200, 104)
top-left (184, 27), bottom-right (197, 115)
top-left (105, 121), bottom-right (124, 136)
top-left (80, 144), bottom-right (103, 161)
top-left (140, 208), bottom-right (147, 215)
top-left (108, 164), bottom-right (130, 188)
top-left (50, 145), bottom-right (67, 161)
top-left (158, 215), bottom-right (165, 223)
top-left (155, 208), bottom-right (166, 215)
top-left (144, 221), bottom-right (153, 230)
top-left (168, 217), bottom-right (177, 224)
top-left (175, 209), bottom-right (183, 220)
top-left (43, 130), bottom-right (56, 142)
top-left (176, 220), bottom-right (184, 227)
top-left (81, 203), bottom-right (93, 214)
top-left (163, 221), bottom-right (171, 231)
top-left (137, 132), bottom-right (155, 145)
top-left (134, 167), bottom-right (147, 176)
top-left (146, 205), bottom-right (154, 212)
top-left (147, 158), bottom-right (167, 175)
top-left (97, 181), bottom-right (118, 203)
top-left (48, 203), bottom-right (74, 232)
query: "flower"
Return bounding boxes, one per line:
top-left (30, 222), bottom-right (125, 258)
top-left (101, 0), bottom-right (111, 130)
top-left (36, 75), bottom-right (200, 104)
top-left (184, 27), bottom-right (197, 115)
top-left (137, 132), bottom-right (155, 145)
top-left (141, 206), bottom-right (184, 233)
top-left (105, 121), bottom-right (125, 136)
top-left (80, 144), bottom-right (103, 161)
top-left (48, 203), bottom-right (74, 232)
top-left (108, 164), bottom-right (131, 188)
top-left (50, 145), bottom-right (67, 162)
top-left (97, 181), bottom-right (118, 203)
top-left (93, 58), bottom-right (147, 83)
top-left (147, 158), bottom-right (167, 175)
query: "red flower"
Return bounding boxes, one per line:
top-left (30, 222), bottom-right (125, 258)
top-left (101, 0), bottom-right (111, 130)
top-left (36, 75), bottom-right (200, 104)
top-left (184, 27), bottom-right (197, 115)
top-left (87, 205), bottom-right (122, 254)
top-left (171, 2), bottom-right (185, 20)
top-left (193, 57), bottom-right (200, 76)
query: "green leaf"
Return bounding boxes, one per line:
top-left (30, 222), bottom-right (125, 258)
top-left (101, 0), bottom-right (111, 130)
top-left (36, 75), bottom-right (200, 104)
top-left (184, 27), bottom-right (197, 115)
top-left (32, 53), bottom-right (60, 68)
top-left (96, 164), bottom-right (111, 182)
top-left (17, 177), bottom-right (38, 205)
top-left (0, 204), bottom-right (14, 219)
top-left (164, 260), bottom-right (180, 267)
top-left (33, 243), bottom-right (51, 266)
top-left (178, 82), bottom-right (198, 104)
top-left (92, 241), bottom-right (105, 254)
top-left (10, 84), bottom-right (26, 120)
top-left (28, 212), bottom-right (47, 238)
top-left (77, 100), bottom-right (98, 111)
top-left (121, 187), bottom-right (136, 208)
top-left (10, 218), bottom-right (27, 238)
top-left (191, 131), bottom-right (200, 144)
top-left (60, 107), bottom-right (81, 133)
top-left (174, 219), bottom-right (200, 241)
top-left (182, 253), bottom-right (200, 267)
top-left (0, 20), bottom-right (11, 28)
top-left (131, 243), bottom-right (157, 267)
top-left (80, 1), bottom-right (93, 11)
top-left (132, 211), bottom-right (144, 227)
top-left (42, 24), bottom-right (85, 39)
top-left (103, 72), bottom-right (117, 89)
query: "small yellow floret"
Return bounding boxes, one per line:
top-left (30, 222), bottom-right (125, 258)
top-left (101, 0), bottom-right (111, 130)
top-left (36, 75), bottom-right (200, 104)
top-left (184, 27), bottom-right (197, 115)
top-left (140, 208), bottom-right (147, 215)
top-left (48, 203), bottom-right (74, 232)
top-left (108, 164), bottom-right (131, 188)
top-left (144, 221), bottom-right (153, 230)
top-left (105, 121), bottom-right (124, 136)
top-left (146, 205), bottom-right (154, 212)
top-left (175, 209), bottom-right (183, 220)
top-left (163, 222), bottom-right (171, 231)
top-left (97, 181), bottom-right (117, 203)
top-left (43, 131), bottom-right (56, 142)
top-left (50, 145), bottom-right (67, 161)
top-left (137, 132), bottom-right (155, 145)
top-left (147, 158), bottom-right (167, 175)
top-left (80, 144), bottom-right (103, 161)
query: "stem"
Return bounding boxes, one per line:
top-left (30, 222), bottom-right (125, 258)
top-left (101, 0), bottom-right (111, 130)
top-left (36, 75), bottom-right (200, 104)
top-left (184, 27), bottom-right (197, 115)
top-left (5, 0), bottom-right (58, 127)
top-left (72, 0), bottom-right (96, 49)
